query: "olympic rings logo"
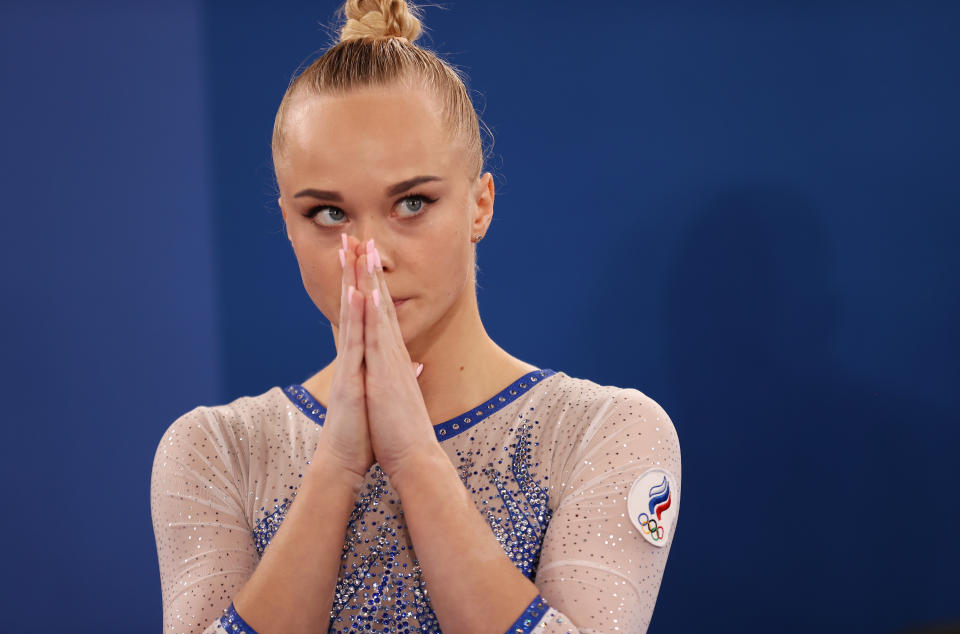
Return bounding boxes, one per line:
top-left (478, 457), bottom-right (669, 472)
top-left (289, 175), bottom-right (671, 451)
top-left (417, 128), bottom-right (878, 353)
top-left (636, 513), bottom-right (664, 541)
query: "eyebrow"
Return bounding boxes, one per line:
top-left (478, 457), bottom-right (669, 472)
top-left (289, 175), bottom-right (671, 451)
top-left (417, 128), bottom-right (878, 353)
top-left (293, 175), bottom-right (443, 202)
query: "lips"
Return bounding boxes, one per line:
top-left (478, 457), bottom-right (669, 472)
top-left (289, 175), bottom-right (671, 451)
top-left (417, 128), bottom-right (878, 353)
top-left (393, 297), bottom-right (410, 306)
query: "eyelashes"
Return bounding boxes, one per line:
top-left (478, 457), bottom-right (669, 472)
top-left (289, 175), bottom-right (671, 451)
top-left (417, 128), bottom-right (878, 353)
top-left (304, 192), bottom-right (438, 227)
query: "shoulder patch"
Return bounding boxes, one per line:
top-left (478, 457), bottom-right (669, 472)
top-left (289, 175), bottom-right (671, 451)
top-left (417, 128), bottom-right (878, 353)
top-left (627, 468), bottom-right (678, 547)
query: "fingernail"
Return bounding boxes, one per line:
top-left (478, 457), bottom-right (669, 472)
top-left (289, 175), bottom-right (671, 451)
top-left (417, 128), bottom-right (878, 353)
top-left (367, 252), bottom-right (374, 274)
top-left (373, 247), bottom-right (381, 269)
top-left (372, 288), bottom-right (380, 307)
top-left (416, 362), bottom-right (423, 377)
top-left (348, 285), bottom-right (354, 303)
top-left (339, 248), bottom-right (345, 269)
top-left (341, 233), bottom-right (349, 251)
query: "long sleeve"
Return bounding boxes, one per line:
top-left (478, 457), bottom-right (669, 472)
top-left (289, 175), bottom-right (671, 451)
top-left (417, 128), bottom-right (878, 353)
top-left (527, 388), bottom-right (683, 633)
top-left (150, 406), bottom-right (259, 634)
top-left (149, 377), bottom-right (679, 633)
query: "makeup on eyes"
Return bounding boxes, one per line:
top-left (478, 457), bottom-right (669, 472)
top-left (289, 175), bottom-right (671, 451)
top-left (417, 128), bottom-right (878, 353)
top-left (303, 192), bottom-right (438, 227)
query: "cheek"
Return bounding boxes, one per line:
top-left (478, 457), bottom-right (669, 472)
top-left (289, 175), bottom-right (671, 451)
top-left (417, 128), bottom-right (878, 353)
top-left (294, 245), bottom-right (342, 322)
top-left (422, 223), bottom-right (470, 297)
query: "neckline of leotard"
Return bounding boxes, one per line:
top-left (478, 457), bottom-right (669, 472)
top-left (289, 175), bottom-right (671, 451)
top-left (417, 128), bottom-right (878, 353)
top-left (282, 368), bottom-right (557, 442)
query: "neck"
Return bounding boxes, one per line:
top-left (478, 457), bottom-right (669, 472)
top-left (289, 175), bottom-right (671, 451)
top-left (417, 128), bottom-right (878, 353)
top-left (311, 282), bottom-right (535, 426)
top-left (406, 281), bottom-right (512, 424)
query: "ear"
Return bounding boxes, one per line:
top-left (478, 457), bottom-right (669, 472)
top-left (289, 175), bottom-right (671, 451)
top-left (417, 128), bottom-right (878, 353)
top-left (471, 172), bottom-right (494, 240)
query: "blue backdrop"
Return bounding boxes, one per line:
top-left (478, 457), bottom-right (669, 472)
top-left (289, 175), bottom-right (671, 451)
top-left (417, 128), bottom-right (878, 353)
top-left (1, 1), bottom-right (957, 632)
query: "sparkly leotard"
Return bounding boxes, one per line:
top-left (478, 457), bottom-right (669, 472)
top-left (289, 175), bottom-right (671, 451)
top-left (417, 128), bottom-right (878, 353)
top-left (150, 369), bottom-right (682, 633)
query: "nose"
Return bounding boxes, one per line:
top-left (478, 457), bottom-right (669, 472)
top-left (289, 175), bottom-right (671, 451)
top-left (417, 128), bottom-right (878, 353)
top-left (349, 226), bottom-right (388, 269)
top-left (356, 235), bottom-right (376, 255)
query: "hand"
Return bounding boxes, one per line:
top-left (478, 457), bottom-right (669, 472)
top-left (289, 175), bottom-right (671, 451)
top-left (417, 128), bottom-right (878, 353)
top-left (355, 238), bottom-right (439, 479)
top-left (310, 234), bottom-right (373, 480)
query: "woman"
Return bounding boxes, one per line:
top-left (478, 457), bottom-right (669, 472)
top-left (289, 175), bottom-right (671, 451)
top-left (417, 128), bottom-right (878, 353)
top-left (150, 1), bottom-right (682, 632)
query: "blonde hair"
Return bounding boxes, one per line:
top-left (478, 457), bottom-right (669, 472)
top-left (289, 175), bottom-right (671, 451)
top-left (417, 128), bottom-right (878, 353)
top-left (271, 0), bottom-right (490, 182)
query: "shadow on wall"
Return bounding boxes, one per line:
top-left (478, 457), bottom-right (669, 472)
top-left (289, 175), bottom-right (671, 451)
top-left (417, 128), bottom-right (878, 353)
top-left (652, 186), bottom-right (955, 631)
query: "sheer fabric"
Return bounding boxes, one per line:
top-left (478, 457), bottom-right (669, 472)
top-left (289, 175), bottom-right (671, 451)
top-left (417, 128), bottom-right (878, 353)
top-left (150, 369), bottom-right (682, 633)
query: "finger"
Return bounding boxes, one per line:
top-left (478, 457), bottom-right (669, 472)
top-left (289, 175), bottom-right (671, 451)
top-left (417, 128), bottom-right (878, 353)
top-left (342, 279), bottom-right (365, 374)
top-left (371, 245), bottom-right (405, 348)
top-left (339, 234), bottom-right (364, 374)
top-left (336, 245), bottom-right (349, 355)
top-left (336, 235), bottom-right (352, 352)
top-left (365, 240), bottom-right (395, 362)
top-left (357, 245), bottom-right (381, 354)
top-left (355, 240), bottom-right (374, 299)
top-left (343, 233), bottom-right (359, 301)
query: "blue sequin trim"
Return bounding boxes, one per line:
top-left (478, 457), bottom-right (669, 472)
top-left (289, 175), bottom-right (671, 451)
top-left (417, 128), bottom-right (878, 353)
top-left (283, 384), bottom-right (327, 424)
top-left (507, 594), bottom-right (550, 633)
top-left (282, 368), bottom-right (556, 442)
top-left (219, 601), bottom-right (258, 633)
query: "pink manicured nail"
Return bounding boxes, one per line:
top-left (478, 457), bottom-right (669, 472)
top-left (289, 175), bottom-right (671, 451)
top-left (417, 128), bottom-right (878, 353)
top-left (341, 232), bottom-right (348, 251)
top-left (366, 252), bottom-right (374, 274)
top-left (348, 285), bottom-right (354, 303)
top-left (338, 248), bottom-right (345, 269)
top-left (416, 362), bottom-right (423, 377)
top-left (372, 288), bottom-right (380, 307)
top-left (373, 247), bottom-right (381, 269)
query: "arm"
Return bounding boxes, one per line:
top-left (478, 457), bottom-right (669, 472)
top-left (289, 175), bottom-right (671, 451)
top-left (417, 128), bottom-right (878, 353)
top-left (150, 407), bottom-right (258, 634)
top-left (389, 388), bottom-right (682, 634)
top-left (150, 408), bottom-right (362, 634)
top-left (231, 442), bottom-right (363, 633)
top-left (532, 388), bottom-right (682, 632)
top-left (389, 448), bottom-right (543, 634)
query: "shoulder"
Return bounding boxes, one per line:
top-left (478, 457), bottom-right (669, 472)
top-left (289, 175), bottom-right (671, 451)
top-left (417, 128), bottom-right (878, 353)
top-left (542, 371), bottom-right (681, 482)
top-left (153, 386), bottom-right (289, 462)
top-left (541, 371), bottom-right (678, 439)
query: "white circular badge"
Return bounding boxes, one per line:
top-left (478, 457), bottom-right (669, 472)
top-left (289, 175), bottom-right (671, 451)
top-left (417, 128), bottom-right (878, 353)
top-left (627, 468), bottom-right (679, 548)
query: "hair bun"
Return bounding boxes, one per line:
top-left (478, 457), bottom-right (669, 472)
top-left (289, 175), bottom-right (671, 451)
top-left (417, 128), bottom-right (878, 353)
top-left (339, 0), bottom-right (423, 44)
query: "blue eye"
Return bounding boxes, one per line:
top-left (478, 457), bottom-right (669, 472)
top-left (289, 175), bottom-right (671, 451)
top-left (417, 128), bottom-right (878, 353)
top-left (397, 193), bottom-right (436, 217)
top-left (304, 193), bottom-right (436, 227)
top-left (305, 207), bottom-right (346, 226)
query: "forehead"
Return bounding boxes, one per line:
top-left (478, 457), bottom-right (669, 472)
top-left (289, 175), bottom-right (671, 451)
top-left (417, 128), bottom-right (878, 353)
top-left (279, 84), bottom-right (459, 186)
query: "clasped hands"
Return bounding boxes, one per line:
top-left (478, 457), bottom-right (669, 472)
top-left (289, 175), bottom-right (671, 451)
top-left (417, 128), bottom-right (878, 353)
top-left (314, 232), bottom-right (440, 484)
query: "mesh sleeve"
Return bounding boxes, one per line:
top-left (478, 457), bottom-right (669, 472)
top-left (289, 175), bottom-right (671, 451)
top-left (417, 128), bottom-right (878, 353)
top-left (150, 406), bottom-right (259, 633)
top-left (531, 388), bottom-right (682, 633)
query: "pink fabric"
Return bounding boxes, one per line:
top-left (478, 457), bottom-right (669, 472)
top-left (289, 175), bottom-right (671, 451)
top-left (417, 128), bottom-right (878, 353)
top-left (150, 370), bottom-right (682, 632)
